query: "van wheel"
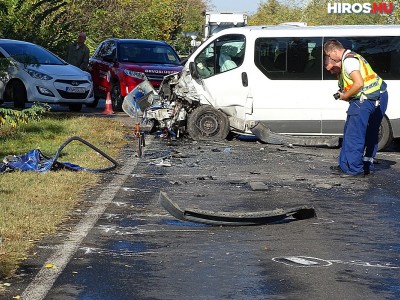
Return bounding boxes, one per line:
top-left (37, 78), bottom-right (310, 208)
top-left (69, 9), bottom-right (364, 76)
top-left (110, 82), bottom-right (123, 112)
top-left (187, 105), bottom-right (230, 141)
top-left (378, 115), bottom-right (392, 151)
top-left (12, 81), bottom-right (27, 109)
top-left (69, 103), bottom-right (83, 112)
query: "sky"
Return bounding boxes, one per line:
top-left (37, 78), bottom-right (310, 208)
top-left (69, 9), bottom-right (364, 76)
top-left (208, 0), bottom-right (263, 14)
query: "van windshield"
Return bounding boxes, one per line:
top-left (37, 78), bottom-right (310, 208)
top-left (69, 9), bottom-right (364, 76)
top-left (118, 43), bottom-right (181, 65)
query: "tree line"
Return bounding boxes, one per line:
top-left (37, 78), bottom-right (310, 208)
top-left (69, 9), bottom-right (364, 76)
top-left (0, 0), bottom-right (207, 56)
top-left (0, 0), bottom-right (398, 57)
top-left (250, 0), bottom-right (398, 27)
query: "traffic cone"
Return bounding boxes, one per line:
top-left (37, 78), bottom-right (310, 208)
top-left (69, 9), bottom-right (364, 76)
top-left (102, 92), bottom-right (114, 115)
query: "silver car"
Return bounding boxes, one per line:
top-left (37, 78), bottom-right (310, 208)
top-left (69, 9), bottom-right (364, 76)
top-left (0, 39), bottom-right (94, 111)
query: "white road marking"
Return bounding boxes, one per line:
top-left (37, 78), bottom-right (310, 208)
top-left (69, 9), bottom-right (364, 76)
top-left (311, 217), bottom-right (335, 225)
top-left (281, 256), bottom-right (324, 266)
top-left (273, 256), bottom-right (332, 267)
top-left (79, 247), bottom-right (158, 257)
top-left (273, 255), bottom-right (400, 269)
top-left (35, 244), bottom-right (187, 258)
top-left (21, 148), bottom-right (145, 300)
top-left (97, 224), bottom-right (204, 236)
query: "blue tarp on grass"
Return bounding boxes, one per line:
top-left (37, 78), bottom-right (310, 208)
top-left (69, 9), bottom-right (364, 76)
top-left (0, 136), bottom-right (118, 173)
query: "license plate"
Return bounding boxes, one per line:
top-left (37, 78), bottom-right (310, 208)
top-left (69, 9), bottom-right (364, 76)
top-left (66, 87), bottom-right (85, 93)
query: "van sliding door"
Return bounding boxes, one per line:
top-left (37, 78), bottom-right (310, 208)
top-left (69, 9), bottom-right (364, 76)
top-left (251, 37), bottom-right (334, 134)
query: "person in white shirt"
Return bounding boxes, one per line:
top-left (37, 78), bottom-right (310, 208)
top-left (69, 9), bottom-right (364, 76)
top-left (324, 39), bottom-right (388, 176)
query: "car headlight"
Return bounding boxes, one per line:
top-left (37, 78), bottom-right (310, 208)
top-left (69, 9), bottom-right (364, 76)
top-left (124, 69), bottom-right (147, 80)
top-left (26, 69), bottom-right (53, 80)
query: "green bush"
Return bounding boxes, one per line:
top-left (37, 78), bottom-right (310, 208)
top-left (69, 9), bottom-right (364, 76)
top-left (0, 103), bottom-right (51, 128)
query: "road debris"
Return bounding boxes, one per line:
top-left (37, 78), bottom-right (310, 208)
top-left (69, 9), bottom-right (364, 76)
top-left (249, 181), bottom-right (270, 191)
top-left (159, 191), bottom-right (316, 226)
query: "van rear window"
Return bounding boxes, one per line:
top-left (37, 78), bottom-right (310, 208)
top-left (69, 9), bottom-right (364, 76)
top-left (255, 36), bottom-right (400, 80)
top-left (255, 37), bottom-right (322, 80)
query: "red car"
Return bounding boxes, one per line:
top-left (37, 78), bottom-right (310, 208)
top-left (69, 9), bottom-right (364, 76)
top-left (88, 38), bottom-right (183, 111)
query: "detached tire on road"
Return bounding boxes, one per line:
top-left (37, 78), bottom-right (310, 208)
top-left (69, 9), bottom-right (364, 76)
top-left (378, 115), bottom-right (393, 151)
top-left (111, 82), bottom-right (124, 112)
top-left (187, 105), bottom-right (230, 141)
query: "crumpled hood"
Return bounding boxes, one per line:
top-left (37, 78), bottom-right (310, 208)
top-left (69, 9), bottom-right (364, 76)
top-left (160, 67), bottom-right (201, 104)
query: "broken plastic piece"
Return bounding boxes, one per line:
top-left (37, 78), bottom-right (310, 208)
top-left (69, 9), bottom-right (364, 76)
top-left (159, 191), bottom-right (316, 226)
top-left (250, 122), bottom-right (339, 148)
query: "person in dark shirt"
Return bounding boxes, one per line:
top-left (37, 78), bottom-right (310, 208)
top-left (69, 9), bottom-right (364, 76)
top-left (65, 32), bottom-right (89, 71)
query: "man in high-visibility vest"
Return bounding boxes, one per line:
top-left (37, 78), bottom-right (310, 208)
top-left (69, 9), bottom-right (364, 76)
top-left (324, 39), bottom-right (389, 176)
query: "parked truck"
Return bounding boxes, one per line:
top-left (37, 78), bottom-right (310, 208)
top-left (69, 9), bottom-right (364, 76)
top-left (203, 11), bottom-right (248, 39)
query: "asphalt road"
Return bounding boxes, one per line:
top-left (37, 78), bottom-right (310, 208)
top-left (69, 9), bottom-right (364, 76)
top-left (2, 110), bottom-right (400, 300)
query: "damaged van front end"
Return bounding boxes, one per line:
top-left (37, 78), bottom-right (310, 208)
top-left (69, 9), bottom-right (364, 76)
top-left (123, 65), bottom-right (232, 140)
top-left (122, 72), bottom-right (185, 133)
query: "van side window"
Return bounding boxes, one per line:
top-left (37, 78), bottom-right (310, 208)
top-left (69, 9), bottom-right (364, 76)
top-left (194, 34), bottom-right (245, 79)
top-left (255, 37), bottom-right (322, 80)
top-left (324, 36), bottom-right (400, 80)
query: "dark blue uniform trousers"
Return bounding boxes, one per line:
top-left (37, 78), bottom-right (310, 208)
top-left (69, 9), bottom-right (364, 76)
top-left (365, 91), bottom-right (388, 160)
top-left (338, 91), bottom-right (388, 175)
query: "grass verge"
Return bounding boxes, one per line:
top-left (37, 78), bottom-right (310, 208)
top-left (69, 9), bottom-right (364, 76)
top-left (0, 113), bottom-right (129, 280)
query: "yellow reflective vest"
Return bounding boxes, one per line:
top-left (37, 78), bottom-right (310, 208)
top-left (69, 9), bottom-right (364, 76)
top-left (341, 52), bottom-right (382, 97)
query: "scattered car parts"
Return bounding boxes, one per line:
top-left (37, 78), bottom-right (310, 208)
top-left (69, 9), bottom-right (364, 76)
top-left (159, 191), bottom-right (316, 226)
top-left (124, 74), bottom-right (341, 147)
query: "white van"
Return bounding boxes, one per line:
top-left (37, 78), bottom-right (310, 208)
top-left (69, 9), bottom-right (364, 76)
top-left (126, 24), bottom-right (400, 150)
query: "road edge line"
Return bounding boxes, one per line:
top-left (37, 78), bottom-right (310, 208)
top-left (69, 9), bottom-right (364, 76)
top-left (21, 145), bottom-right (145, 299)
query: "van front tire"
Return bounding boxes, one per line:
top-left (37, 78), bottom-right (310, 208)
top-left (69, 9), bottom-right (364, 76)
top-left (378, 115), bottom-right (392, 151)
top-left (187, 105), bottom-right (230, 141)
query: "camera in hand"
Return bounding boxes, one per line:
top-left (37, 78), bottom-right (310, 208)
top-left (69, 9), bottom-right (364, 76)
top-left (333, 89), bottom-right (344, 100)
top-left (333, 92), bottom-right (340, 100)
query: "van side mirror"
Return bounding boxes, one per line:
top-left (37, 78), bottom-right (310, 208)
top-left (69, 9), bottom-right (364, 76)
top-left (189, 61), bottom-right (199, 80)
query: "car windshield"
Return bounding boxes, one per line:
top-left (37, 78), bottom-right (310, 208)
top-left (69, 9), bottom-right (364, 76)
top-left (0, 43), bottom-right (65, 65)
top-left (118, 43), bottom-right (180, 65)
